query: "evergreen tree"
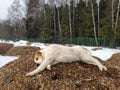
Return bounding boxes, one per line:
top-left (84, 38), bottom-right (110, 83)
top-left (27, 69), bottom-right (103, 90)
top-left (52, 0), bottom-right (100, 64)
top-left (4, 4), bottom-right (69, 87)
top-left (23, 0), bottom-right (120, 46)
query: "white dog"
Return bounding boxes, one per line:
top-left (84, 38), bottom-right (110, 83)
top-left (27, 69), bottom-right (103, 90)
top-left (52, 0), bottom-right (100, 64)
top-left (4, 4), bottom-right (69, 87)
top-left (26, 44), bottom-right (107, 76)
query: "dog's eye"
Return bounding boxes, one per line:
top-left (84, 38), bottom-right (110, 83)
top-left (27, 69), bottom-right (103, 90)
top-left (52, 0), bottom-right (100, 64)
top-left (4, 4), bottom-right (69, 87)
top-left (36, 58), bottom-right (38, 60)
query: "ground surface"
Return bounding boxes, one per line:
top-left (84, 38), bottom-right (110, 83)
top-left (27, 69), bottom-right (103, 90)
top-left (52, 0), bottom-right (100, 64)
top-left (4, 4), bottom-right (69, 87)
top-left (0, 43), bottom-right (120, 90)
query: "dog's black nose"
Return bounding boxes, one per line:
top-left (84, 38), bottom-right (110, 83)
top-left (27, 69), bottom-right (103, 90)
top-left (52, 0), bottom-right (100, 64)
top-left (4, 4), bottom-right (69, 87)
top-left (36, 64), bottom-right (40, 67)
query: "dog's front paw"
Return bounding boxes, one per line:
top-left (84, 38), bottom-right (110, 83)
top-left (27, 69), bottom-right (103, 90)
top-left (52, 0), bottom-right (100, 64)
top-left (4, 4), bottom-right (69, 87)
top-left (26, 72), bottom-right (35, 77)
top-left (47, 64), bottom-right (51, 70)
top-left (100, 66), bottom-right (107, 71)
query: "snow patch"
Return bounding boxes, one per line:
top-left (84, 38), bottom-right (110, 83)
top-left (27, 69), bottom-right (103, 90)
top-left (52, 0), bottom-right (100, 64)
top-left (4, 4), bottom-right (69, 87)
top-left (85, 46), bottom-right (120, 61)
top-left (31, 43), bottom-right (47, 49)
top-left (13, 40), bottom-right (28, 46)
top-left (0, 55), bottom-right (19, 68)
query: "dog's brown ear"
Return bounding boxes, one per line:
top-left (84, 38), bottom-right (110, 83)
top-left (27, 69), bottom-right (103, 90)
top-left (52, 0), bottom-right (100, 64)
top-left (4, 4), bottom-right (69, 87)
top-left (35, 51), bottom-right (42, 56)
top-left (37, 52), bottom-right (42, 55)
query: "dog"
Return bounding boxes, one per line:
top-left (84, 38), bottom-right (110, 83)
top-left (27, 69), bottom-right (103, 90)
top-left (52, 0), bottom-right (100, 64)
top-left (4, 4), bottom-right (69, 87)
top-left (26, 44), bottom-right (107, 76)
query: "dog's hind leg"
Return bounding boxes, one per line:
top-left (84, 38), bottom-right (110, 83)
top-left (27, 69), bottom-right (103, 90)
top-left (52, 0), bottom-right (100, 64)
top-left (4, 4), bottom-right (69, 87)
top-left (81, 55), bottom-right (107, 71)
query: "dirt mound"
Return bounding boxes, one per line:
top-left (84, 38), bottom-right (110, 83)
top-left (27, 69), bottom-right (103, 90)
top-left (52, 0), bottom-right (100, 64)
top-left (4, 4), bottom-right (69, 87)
top-left (6, 46), bottom-right (40, 56)
top-left (0, 47), bottom-right (120, 90)
top-left (106, 53), bottom-right (120, 69)
top-left (0, 43), bottom-right (13, 55)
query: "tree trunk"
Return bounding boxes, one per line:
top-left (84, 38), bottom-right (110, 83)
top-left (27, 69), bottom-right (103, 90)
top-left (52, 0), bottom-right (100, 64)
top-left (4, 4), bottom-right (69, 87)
top-left (115, 0), bottom-right (120, 30)
top-left (54, 5), bottom-right (57, 39)
top-left (97, 3), bottom-right (100, 38)
top-left (112, 0), bottom-right (114, 29)
top-left (110, 0), bottom-right (118, 47)
top-left (68, 5), bottom-right (72, 43)
top-left (14, 25), bottom-right (17, 38)
top-left (57, 7), bottom-right (62, 42)
top-left (90, 0), bottom-right (98, 46)
top-left (72, 1), bottom-right (75, 37)
top-left (44, 5), bottom-right (47, 26)
top-left (85, 0), bottom-right (88, 7)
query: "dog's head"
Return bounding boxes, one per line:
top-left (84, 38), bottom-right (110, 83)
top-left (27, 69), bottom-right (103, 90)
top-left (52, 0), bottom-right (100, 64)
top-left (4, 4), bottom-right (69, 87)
top-left (34, 51), bottom-right (43, 66)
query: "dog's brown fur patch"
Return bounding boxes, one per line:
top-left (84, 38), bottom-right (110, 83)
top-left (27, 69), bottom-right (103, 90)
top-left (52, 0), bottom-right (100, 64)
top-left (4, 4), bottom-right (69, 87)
top-left (34, 51), bottom-right (42, 61)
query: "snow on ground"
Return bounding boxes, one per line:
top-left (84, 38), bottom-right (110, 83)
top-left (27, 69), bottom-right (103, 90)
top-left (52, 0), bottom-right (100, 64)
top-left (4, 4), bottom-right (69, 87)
top-left (31, 43), bottom-right (47, 49)
top-left (85, 46), bottom-right (120, 61)
top-left (0, 40), bottom-right (28, 46)
top-left (13, 40), bottom-right (28, 46)
top-left (0, 39), bottom-right (120, 68)
top-left (0, 55), bottom-right (18, 68)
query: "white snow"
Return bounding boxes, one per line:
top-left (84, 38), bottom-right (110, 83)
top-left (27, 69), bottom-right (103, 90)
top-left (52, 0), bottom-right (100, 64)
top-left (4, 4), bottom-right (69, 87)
top-left (85, 46), bottom-right (120, 61)
top-left (0, 39), bottom-right (28, 46)
top-left (13, 40), bottom-right (28, 46)
top-left (0, 55), bottom-right (18, 68)
top-left (31, 43), bottom-right (47, 49)
top-left (0, 39), bottom-right (120, 68)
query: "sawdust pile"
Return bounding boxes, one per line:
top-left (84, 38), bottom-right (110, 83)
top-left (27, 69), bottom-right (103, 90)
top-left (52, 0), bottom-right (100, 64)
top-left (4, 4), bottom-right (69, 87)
top-left (6, 46), bottom-right (40, 56)
top-left (0, 43), bottom-right (13, 55)
top-left (0, 43), bottom-right (120, 90)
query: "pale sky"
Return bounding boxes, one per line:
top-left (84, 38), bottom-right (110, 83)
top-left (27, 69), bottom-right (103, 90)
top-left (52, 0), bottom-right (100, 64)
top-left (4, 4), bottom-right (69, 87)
top-left (0, 0), bottom-right (14, 20)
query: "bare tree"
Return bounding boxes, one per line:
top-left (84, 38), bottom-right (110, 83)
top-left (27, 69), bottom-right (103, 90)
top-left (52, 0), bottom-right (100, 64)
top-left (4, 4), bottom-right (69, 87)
top-left (97, 0), bottom-right (100, 38)
top-left (0, 20), bottom-right (14, 38)
top-left (67, 0), bottom-right (72, 42)
top-left (90, 0), bottom-right (98, 46)
top-left (53, 5), bottom-right (57, 38)
top-left (25, 0), bottom-right (41, 17)
top-left (7, 0), bottom-right (25, 38)
top-left (57, 7), bottom-right (62, 39)
top-left (115, 0), bottom-right (120, 30)
top-left (45, 0), bottom-right (63, 39)
top-left (112, 0), bottom-right (114, 29)
top-left (72, 1), bottom-right (75, 37)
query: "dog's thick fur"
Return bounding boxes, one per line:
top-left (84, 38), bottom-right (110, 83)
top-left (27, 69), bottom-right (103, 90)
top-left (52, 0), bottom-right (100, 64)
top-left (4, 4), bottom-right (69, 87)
top-left (26, 44), bottom-right (107, 76)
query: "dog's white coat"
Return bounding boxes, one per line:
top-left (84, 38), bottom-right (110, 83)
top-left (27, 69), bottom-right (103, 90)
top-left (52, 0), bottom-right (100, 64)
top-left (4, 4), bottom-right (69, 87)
top-left (26, 44), bottom-right (107, 76)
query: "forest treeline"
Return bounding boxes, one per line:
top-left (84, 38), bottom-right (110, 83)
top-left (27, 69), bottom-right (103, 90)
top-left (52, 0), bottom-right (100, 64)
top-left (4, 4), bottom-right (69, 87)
top-left (0, 0), bottom-right (120, 46)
